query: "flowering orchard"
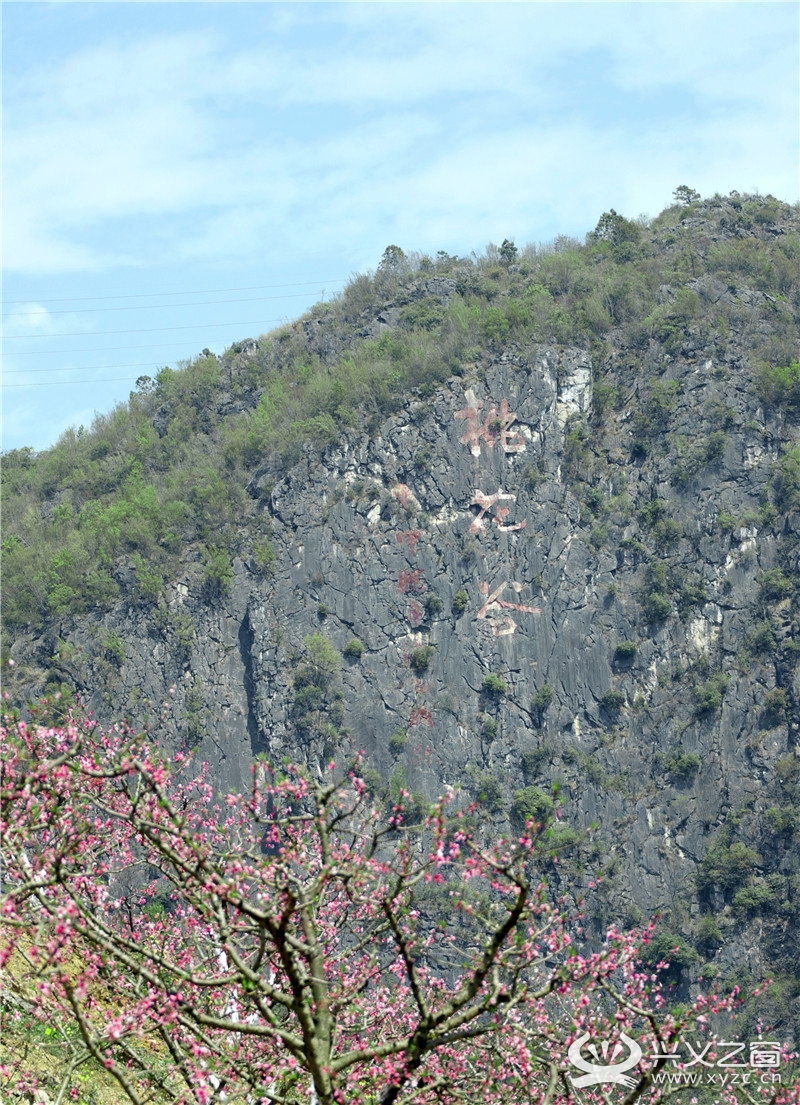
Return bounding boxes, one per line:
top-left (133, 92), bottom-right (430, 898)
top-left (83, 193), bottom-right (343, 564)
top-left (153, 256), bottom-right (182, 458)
top-left (1, 713), bottom-right (797, 1105)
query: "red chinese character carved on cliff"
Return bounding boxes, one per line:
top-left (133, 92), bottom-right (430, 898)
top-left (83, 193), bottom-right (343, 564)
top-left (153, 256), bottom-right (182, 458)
top-left (477, 580), bottom-right (541, 637)
top-left (406, 601), bottom-right (423, 626)
top-left (454, 398), bottom-right (525, 457)
top-left (409, 707), bottom-right (434, 728)
top-left (398, 569), bottom-right (426, 595)
top-left (469, 489), bottom-right (528, 534)
top-left (395, 530), bottom-right (422, 556)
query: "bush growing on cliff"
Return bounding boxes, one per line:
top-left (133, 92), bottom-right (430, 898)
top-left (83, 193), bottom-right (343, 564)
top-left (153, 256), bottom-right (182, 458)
top-left (512, 785), bottom-right (555, 827)
top-left (342, 637), bottom-right (365, 660)
top-left (409, 645), bottom-right (434, 673)
top-left (693, 672), bottom-right (730, 717)
top-left (482, 673), bottom-right (508, 696)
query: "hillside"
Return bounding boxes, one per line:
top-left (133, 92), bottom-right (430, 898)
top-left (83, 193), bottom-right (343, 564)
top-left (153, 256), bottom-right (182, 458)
top-left (3, 188), bottom-right (800, 1042)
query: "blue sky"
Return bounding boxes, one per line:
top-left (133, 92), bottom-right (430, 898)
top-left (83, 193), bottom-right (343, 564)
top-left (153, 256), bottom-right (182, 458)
top-left (3, 2), bottom-right (798, 453)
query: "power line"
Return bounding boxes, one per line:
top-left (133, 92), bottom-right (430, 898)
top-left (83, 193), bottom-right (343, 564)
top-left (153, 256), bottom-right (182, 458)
top-left (3, 375), bottom-right (141, 389)
top-left (0, 328), bottom-right (287, 357)
top-left (5, 361), bottom-right (162, 376)
top-left (3, 314), bottom-right (300, 341)
top-left (5, 292), bottom-right (332, 318)
top-left (3, 277), bottom-right (348, 306)
top-left (0, 322), bottom-right (291, 358)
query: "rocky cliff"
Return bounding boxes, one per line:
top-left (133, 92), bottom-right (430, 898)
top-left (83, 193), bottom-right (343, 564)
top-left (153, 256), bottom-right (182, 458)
top-left (4, 191), bottom-right (800, 1039)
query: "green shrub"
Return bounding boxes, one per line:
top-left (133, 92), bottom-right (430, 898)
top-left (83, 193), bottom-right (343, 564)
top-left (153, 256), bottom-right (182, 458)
top-left (480, 715), bottom-right (498, 741)
top-left (663, 751), bottom-right (701, 783)
top-left (763, 804), bottom-right (800, 836)
top-left (704, 430), bottom-right (728, 462)
top-left (253, 540), bottom-right (276, 576)
top-left (101, 631), bottom-right (126, 668)
top-left (639, 932), bottom-right (699, 977)
top-left (698, 840), bottom-right (760, 892)
top-left (512, 786), bottom-right (554, 826)
top-left (643, 592), bottom-right (672, 623)
top-left (482, 673), bottom-right (508, 696)
top-left (695, 913), bottom-right (722, 954)
top-left (521, 746), bottom-right (551, 777)
top-left (342, 638), bottom-right (364, 660)
top-left (296, 634), bottom-right (341, 691)
top-left (131, 552), bottom-right (162, 603)
top-left (531, 684), bottom-right (554, 710)
top-left (599, 689), bottom-right (625, 711)
top-left (677, 579), bottom-right (708, 617)
top-left (747, 620), bottom-right (776, 653)
top-left (409, 645), bottom-right (434, 674)
top-left (614, 641), bottom-right (637, 660)
top-left (423, 593), bottom-right (444, 617)
top-left (762, 686), bottom-right (789, 724)
top-left (467, 768), bottom-right (505, 813)
top-left (732, 881), bottom-right (774, 918)
top-left (202, 547), bottom-right (233, 599)
top-left (693, 672), bottom-right (730, 717)
top-left (757, 358), bottom-right (800, 409)
top-left (389, 730), bottom-right (408, 755)
top-left (530, 684), bottom-right (554, 727)
top-left (452, 590), bottom-right (469, 615)
top-left (652, 517), bottom-right (682, 549)
top-left (545, 824), bottom-right (581, 852)
top-left (759, 568), bottom-right (792, 602)
top-left (773, 445), bottom-right (800, 511)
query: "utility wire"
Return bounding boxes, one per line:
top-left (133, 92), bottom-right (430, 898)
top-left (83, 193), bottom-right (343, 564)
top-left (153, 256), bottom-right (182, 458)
top-left (0, 326), bottom-right (291, 357)
top-left (6, 292), bottom-right (332, 318)
top-left (5, 362), bottom-right (165, 375)
top-left (3, 278), bottom-right (348, 306)
top-left (3, 315), bottom-right (299, 341)
top-left (1, 326), bottom-right (290, 358)
top-left (3, 376), bottom-right (141, 389)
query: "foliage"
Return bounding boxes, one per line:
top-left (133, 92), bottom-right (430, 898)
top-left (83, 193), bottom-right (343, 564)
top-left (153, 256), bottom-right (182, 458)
top-left (252, 539), bottom-right (277, 576)
top-left (693, 672), bottom-right (730, 717)
top-left (202, 546), bottom-right (233, 599)
top-left (662, 750), bottom-right (701, 784)
top-left (512, 786), bottom-right (555, 827)
top-left (773, 446), bottom-right (800, 512)
top-left (599, 689), bottom-right (625, 712)
top-left (423, 592), bottom-right (444, 617)
top-left (697, 837), bottom-right (761, 893)
top-left (762, 687), bottom-right (790, 724)
top-left (757, 359), bottom-right (800, 410)
top-left (451, 590), bottom-right (469, 616)
top-left (409, 645), bottom-right (434, 674)
top-left (614, 641), bottom-right (637, 661)
top-left (481, 673), bottom-right (508, 696)
top-left (4, 714), bottom-right (779, 1105)
top-left (760, 567), bottom-right (793, 602)
top-left (292, 634), bottom-right (344, 739)
top-left (673, 185), bottom-right (701, 206)
top-left (4, 193), bottom-right (799, 647)
top-left (732, 881), bottom-right (775, 919)
top-left (637, 931), bottom-right (698, 981)
top-left (342, 638), bottom-right (365, 660)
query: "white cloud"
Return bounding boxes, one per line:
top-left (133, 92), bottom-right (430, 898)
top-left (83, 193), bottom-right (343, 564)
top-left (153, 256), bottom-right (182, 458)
top-left (2, 2), bottom-right (796, 280)
top-left (4, 303), bottom-right (54, 335)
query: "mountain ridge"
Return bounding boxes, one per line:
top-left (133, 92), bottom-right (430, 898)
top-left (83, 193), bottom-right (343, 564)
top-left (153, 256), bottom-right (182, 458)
top-left (3, 188), bottom-right (800, 1041)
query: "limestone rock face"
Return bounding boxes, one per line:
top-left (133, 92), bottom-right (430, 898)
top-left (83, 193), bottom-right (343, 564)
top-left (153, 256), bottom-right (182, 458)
top-left (8, 193), bottom-right (800, 1036)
